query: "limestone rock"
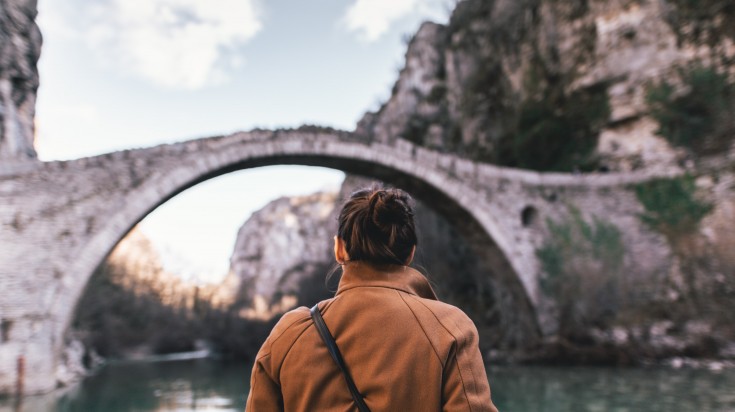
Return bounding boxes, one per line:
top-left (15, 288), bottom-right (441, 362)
top-left (358, 0), bottom-right (735, 172)
top-left (226, 191), bottom-right (338, 311)
top-left (0, 0), bottom-right (41, 160)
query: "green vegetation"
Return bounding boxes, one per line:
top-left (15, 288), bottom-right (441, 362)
top-left (73, 263), bottom-right (205, 357)
top-left (446, 0), bottom-right (608, 172)
top-left (646, 64), bottom-right (734, 155)
top-left (455, 41), bottom-right (609, 171)
top-left (666, 0), bottom-right (735, 40)
top-left (537, 208), bottom-right (625, 338)
top-left (427, 84), bottom-right (447, 104)
top-left (633, 175), bottom-right (713, 234)
top-left (73, 261), bottom-right (283, 361)
top-left (402, 113), bottom-right (432, 146)
top-left (500, 85), bottom-right (610, 171)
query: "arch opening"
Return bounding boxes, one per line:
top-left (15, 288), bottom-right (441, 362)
top-left (521, 205), bottom-right (539, 228)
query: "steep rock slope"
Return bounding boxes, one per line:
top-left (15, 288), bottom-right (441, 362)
top-left (224, 191), bottom-right (339, 314)
top-left (358, 0), bottom-right (735, 172)
top-left (0, 0), bottom-right (41, 160)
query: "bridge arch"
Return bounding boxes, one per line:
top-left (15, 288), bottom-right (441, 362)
top-left (50, 129), bottom-right (540, 351)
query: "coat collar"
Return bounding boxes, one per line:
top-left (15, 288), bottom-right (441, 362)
top-left (336, 261), bottom-right (438, 300)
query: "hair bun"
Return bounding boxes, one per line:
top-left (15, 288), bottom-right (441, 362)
top-left (369, 189), bottom-right (410, 227)
top-left (337, 183), bottom-right (418, 265)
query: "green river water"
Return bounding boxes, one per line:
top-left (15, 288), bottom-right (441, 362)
top-left (3, 358), bottom-right (735, 411)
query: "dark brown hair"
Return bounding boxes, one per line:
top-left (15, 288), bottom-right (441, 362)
top-left (337, 183), bottom-right (418, 266)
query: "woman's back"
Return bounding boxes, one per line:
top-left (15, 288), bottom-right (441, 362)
top-left (245, 261), bottom-right (499, 411)
top-left (245, 184), bottom-right (499, 411)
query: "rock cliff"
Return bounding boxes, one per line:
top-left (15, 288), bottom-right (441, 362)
top-left (0, 0), bottom-right (40, 160)
top-left (358, 0), bottom-right (735, 173)
top-left (223, 191), bottom-right (338, 315)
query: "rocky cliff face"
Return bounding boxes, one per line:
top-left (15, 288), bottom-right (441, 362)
top-left (0, 0), bottom-right (40, 160)
top-left (224, 191), bottom-right (339, 315)
top-left (358, 0), bottom-right (735, 173)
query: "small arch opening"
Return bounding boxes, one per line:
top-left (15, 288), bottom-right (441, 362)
top-left (1, 319), bottom-right (12, 343)
top-left (521, 206), bottom-right (539, 228)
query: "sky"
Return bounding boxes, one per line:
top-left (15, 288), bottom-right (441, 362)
top-left (34, 0), bottom-right (454, 282)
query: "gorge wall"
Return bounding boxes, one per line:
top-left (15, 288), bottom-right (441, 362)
top-left (358, 0), bottom-right (735, 173)
top-left (223, 191), bottom-right (339, 315)
top-left (0, 0), bottom-right (40, 160)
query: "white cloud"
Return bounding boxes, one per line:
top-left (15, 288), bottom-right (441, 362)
top-left (342, 0), bottom-right (451, 43)
top-left (84, 0), bottom-right (262, 89)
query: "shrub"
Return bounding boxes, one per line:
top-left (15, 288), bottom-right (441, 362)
top-left (537, 208), bottom-right (625, 339)
top-left (646, 64), bottom-right (734, 155)
top-left (401, 113), bottom-right (431, 146)
top-left (427, 84), bottom-right (447, 104)
top-left (501, 85), bottom-right (609, 172)
top-left (633, 175), bottom-right (713, 234)
top-left (665, 0), bottom-right (735, 40)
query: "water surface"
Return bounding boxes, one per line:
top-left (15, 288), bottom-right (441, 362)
top-left (3, 358), bottom-right (735, 411)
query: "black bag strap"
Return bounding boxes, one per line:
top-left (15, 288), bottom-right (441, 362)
top-left (310, 304), bottom-right (371, 412)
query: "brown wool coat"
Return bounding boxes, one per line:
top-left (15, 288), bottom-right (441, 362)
top-left (245, 261), bottom-right (500, 412)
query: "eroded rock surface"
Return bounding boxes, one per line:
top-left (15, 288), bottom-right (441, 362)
top-left (0, 0), bottom-right (41, 160)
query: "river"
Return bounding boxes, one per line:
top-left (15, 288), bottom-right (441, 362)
top-left (3, 358), bottom-right (735, 411)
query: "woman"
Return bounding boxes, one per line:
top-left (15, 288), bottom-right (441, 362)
top-left (246, 184), bottom-right (499, 411)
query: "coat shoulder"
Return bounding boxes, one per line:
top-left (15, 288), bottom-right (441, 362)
top-left (398, 293), bottom-right (480, 363)
top-left (257, 296), bottom-right (341, 361)
top-left (403, 294), bottom-right (479, 341)
top-left (256, 305), bottom-right (312, 360)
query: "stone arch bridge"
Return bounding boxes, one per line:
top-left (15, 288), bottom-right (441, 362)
top-left (0, 128), bottom-right (669, 394)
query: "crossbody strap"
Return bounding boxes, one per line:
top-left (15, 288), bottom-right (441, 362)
top-left (310, 304), bottom-right (371, 412)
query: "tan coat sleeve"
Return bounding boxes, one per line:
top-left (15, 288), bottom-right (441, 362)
top-left (245, 353), bottom-right (283, 412)
top-left (244, 307), bottom-right (311, 412)
top-left (441, 313), bottom-right (499, 412)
